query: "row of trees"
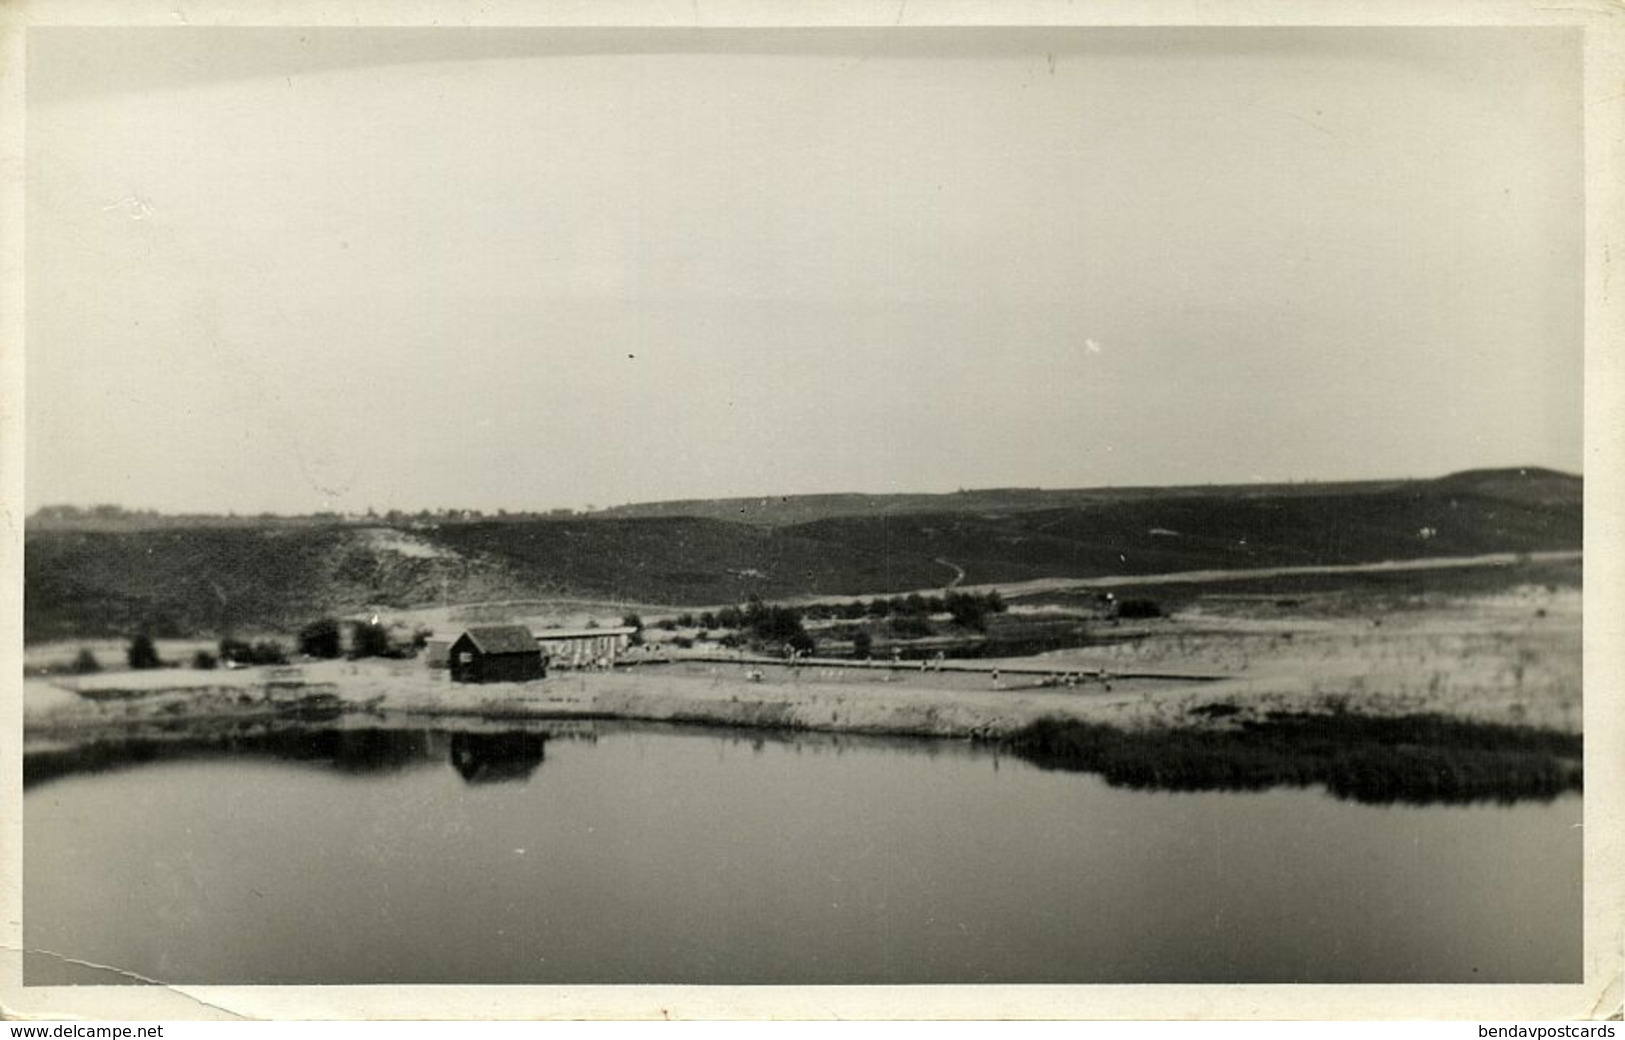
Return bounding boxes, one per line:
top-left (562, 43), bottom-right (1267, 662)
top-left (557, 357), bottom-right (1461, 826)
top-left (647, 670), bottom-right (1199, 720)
top-left (736, 592), bottom-right (1012, 632)
top-left (629, 590), bottom-right (1017, 656)
top-left (86, 617), bottom-right (430, 674)
top-left (638, 590), bottom-right (1008, 635)
top-left (298, 618), bottom-right (427, 660)
top-left (60, 636), bottom-right (171, 673)
top-left (809, 590), bottom-right (1008, 625)
top-left (627, 599), bottom-right (816, 653)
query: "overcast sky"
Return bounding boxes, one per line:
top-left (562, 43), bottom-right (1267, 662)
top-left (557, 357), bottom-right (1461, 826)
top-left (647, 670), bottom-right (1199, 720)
top-left (25, 27), bottom-right (1584, 515)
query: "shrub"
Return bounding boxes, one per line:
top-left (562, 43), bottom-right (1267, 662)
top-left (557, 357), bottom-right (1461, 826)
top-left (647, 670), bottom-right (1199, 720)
top-left (672, 636), bottom-right (694, 649)
top-left (621, 613), bottom-right (643, 632)
top-left (749, 605), bottom-right (807, 642)
top-left (221, 638), bottom-right (289, 666)
top-left (1116, 598), bottom-right (1164, 619)
top-left (945, 591), bottom-right (989, 631)
top-left (193, 649), bottom-right (218, 670)
top-left (851, 632), bottom-right (873, 660)
top-left (299, 618), bottom-right (343, 659)
top-left (698, 612), bottom-right (718, 629)
top-left (71, 648), bottom-right (101, 674)
top-left (127, 633), bottom-right (162, 670)
top-left (350, 621), bottom-right (391, 659)
top-left (251, 640), bottom-right (289, 666)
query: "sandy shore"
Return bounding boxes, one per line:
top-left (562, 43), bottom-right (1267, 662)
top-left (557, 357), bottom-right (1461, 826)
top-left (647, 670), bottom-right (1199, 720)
top-left (23, 582), bottom-right (1580, 745)
top-left (24, 657), bottom-right (1208, 742)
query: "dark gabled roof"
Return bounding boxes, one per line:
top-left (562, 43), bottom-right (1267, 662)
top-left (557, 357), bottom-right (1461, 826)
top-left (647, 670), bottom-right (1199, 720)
top-left (456, 625), bottom-right (540, 655)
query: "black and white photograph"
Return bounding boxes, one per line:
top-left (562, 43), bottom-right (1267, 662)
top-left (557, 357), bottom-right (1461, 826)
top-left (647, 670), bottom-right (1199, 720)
top-left (2, 1), bottom-right (1619, 1022)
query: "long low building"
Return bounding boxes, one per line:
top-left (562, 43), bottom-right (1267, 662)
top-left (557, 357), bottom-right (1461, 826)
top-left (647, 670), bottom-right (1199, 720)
top-left (535, 626), bottom-right (638, 669)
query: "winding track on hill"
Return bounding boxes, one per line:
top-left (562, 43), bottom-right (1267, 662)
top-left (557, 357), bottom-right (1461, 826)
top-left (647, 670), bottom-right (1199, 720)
top-left (426, 550), bottom-right (1583, 616)
top-left (932, 557), bottom-right (967, 589)
top-left (769, 549), bottom-right (1582, 608)
top-left (941, 549), bottom-right (1583, 600)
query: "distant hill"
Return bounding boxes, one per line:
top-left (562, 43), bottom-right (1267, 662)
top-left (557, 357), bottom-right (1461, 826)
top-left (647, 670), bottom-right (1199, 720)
top-left (1425, 467), bottom-right (1582, 508)
top-left (590, 479), bottom-right (1421, 527)
top-left (24, 468), bottom-right (1581, 641)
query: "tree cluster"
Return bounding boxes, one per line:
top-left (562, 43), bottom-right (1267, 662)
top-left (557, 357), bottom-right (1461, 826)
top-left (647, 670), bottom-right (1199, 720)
top-left (219, 637), bottom-right (289, 667)
top-left (298, 618), bottom-right (344, 659)
top-left (708, 597), bottom-right (816, 654)
top-left (350, 620), bottom-right (392, 659)
top-left (296, 617), bottom-right (410, 659)
top-left (127, 633), bottom-right (163, 670)
top-left (797, 590), bottom-right (1008, 629)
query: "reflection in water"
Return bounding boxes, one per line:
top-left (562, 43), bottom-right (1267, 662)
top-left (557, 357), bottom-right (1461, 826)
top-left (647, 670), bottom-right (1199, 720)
top-left (24, 717), bottom-right (971, 791)
top-left (25, 723), bottom-right (440, 788)
top-left (449, 731), bottom-right (547, 784)
top-left (24, 720), bottom-right (1582, 986)
top-left (26, 722), bottom-right (577, 789)
top-left (24, 711), bottom-right (1581, 806)
top-left (1001, 712), bottom-right (1585, 805)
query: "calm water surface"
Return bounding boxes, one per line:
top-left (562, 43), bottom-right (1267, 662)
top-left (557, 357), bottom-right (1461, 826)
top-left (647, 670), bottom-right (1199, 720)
top-left (24, 722), bottom-right (1580, 985)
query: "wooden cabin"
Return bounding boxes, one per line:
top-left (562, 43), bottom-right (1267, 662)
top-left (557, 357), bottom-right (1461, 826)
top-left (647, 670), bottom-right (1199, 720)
top-left (447, 625), bottom-right (545, 684)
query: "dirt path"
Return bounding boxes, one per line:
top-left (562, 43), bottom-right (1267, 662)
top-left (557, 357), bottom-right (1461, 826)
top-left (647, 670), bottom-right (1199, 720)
top-left (374, 550), bottom-right (1581, 622)
top-left (943, 550), bottom-right (1582, 599)
top-left (932, 557), bottom-right (967, 588)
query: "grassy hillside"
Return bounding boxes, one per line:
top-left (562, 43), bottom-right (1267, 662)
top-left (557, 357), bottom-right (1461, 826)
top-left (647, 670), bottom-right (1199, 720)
top-left (24, 517), bottom-right (946, 641)
top-left (23, 526), bottom-right (489, 641)
top-left (24, 468), bottom-right (1581, 641)
top-left (421, 517), bottom-right (944, 605)
top-left (782, 470), bottom-right (1581, 586)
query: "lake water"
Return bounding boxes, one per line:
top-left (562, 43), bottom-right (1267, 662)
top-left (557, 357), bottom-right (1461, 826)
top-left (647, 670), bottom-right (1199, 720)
top-left (24, 721), bottom-right (1581, 985)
